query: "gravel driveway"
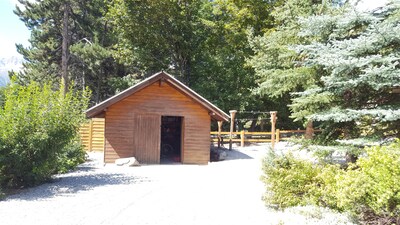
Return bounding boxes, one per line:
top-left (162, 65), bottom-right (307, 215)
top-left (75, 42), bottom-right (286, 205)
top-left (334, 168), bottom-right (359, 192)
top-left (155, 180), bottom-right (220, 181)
top-left (0, 144), bottom-right (277, 225)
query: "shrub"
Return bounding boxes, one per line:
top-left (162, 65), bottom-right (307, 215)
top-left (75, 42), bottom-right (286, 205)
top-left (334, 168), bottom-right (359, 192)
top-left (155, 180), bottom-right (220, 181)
top-left (0, 87), bottom-right (4, 107)
top-left (56, 137), bottom-right (87, 174)
top-left (262, 140), bottom-right (400, 223)
top-left (261, 150), bottom-right (322, 209)
top-left (337, 140), bottom-right (400, 221)
top-left (0, 81), bottom-right (89, 188)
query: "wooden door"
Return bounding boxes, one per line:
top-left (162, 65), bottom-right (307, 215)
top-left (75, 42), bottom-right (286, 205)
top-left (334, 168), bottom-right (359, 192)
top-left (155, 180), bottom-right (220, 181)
top-left (133, 114), bottom-right (161, 164)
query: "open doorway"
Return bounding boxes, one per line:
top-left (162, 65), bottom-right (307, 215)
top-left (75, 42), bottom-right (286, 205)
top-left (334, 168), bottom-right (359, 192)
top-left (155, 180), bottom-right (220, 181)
top-left (160, 116), bottom-right (182, 164)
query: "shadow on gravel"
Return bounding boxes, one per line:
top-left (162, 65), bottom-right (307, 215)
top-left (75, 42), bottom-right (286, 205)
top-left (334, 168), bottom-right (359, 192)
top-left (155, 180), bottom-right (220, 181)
top-left (225, 149), bottom-right (253, 160)
top-left (211, 147), bottom-right (254, 161)
top-left (6, 172), bottom-right (150, 201)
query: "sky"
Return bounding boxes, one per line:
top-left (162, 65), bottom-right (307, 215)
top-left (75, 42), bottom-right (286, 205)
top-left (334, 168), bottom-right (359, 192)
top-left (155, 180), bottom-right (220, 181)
top-left (0, 0), bottom-right (390, 59)
top-left (0, 0), bottom-right (30, 58)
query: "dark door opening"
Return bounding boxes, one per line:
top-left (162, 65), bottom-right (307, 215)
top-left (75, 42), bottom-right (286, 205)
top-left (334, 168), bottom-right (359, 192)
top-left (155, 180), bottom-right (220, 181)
top-left (161, 116), bottom-right (182, 163)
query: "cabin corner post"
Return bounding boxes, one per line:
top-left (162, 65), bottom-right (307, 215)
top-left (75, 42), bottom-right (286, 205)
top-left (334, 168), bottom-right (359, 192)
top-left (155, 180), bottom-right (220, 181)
top-left (229, 110), bottom-right (237, 150)
top-left (270, 111), bottom-right (277, 150)
top-left (217, 121), bottom-right (223, 148)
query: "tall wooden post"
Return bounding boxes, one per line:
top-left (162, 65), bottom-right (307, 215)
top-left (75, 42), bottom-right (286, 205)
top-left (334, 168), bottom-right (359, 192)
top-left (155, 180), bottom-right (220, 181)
top-left (276, 129), bottom-right (280, 143)
top-left (270, 111), bottom-right (277, 150)
top-left (217, 121), bottom-right (223, 148)
top-left (229, 110), bottom-right (237, 150)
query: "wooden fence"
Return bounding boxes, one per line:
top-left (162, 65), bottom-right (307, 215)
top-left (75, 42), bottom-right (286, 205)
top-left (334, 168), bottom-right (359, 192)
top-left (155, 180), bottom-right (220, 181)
top-left (79, 118), bottom-right (105, 151)
top-left (79, 118), bottom-right (312, 151)
top-left (210, 129), bottom-right (309, 147)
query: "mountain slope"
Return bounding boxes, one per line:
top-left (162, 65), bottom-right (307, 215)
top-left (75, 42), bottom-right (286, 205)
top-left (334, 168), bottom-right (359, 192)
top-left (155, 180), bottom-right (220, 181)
top-left (0, 56), bottom-right (23, 86)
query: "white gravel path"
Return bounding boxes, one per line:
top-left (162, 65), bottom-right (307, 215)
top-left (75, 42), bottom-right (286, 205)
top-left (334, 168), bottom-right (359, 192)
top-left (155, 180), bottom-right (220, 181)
top-left (0, 144), bottom-right (284, 225)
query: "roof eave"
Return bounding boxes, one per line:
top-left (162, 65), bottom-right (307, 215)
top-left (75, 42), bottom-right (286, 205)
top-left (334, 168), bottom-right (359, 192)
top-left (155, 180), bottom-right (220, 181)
top-left (85, 71), bottom-right (230, 121)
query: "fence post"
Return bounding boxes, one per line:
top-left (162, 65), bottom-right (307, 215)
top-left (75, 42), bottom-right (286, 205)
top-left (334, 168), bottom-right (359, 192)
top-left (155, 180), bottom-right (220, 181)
top-left (240, 130), bottom-right (245, 147)
top-left (217, 121), bottom-right (223, 148)
top-left (229, 110), bottom-right (237, 150)
top-left (88, 119), bottom-right (93, 151)
top-left (276, 129), bottom-right (280, 143)
top-left (270, 111), bottom-right (277, 150)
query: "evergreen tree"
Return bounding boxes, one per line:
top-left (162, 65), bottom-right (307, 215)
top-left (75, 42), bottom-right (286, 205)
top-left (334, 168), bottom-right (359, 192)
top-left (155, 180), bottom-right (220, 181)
top-left (249, 0), bottom-right (330, 98)
top-left (248, 0), bottom-right (331, 129)
top-left (292, 1), bottom-right (400, 139)
top-left (15, 0), bottom-right (136, 104)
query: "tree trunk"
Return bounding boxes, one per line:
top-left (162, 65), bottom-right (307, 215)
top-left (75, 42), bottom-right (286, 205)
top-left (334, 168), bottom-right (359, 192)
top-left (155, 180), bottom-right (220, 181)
top-left (305, 120), bottom-right (314, 139)
top-left (61, 2), bottom-right (70, 95)
top-left (184, 58), bottom-right (191, 86)
top-left (250, 114), bottom-right (257, 132)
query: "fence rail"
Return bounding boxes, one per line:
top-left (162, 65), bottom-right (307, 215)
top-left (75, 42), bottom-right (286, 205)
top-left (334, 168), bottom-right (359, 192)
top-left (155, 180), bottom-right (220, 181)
top-left (210, 129), bottom-right (312, 147)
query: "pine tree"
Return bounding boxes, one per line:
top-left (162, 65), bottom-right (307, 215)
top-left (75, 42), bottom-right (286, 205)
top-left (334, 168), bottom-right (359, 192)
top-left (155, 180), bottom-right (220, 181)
top-left (248, 0), bottom-right (332, 130)
top-left (15, 0), bottom-right (135, 103)
top-left (293, 1), bottom-right (400, 139)
top-left (248, 0), bottom-right (331, 98)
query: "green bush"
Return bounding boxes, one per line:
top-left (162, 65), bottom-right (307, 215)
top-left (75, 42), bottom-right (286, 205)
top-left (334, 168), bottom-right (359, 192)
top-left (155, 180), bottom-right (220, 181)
top-left (331, 141), bottom-right (400, 218)
top-left (261, 150), bottom-right (322, 209)
top-left (0, 81), bottom-right (89, 188)
top-left (0, 87), bottom-right (4, 107)
top-left (262, 140), bottom-right (400, 223)
top-left (56, 137), bottom-right (87, 174)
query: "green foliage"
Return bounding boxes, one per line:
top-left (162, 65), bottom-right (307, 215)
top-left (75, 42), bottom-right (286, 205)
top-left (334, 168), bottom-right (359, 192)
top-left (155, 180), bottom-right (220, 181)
top-left (14, 0), bottom-right (134, 105)
top-left (261, 150), bottom-right (321, 209)
top-left (56, 137), bottom-right (87, 174)
top-left (107, 74), bottom-right (141, 94)
top-left (250, 0), bottom-right (400, 139)
top-left (324, 140), bottom-right (400, 217)
top-left (0, 87), bottom-right (4, 108)
top-left (262, 140), bottom-right (400, 223)
top-left (248, 0), bottom-right (337, 130)
top-left (248, 0), bottom-right (328, 98)
top-left (107, 0), bottom-right (208, 82)
top-left (293, 2), bottom-right (400, 138)
top-left (105, 0), bottom-right (298, 126)
top-left (0, 81), bottom-right (89, 188)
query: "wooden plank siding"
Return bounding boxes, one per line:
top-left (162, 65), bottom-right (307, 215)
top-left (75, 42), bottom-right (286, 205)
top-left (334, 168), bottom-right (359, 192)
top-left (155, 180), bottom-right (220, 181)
top-left (104, 81), bottom-right (211, 164)
top-left (133, 114), bottom-right (161, 164)
top-left (79, 118), bottom-right (104, 151)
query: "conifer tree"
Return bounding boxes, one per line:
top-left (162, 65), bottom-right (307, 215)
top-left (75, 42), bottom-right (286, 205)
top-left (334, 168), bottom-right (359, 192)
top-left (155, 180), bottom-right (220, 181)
top-left (14, 0), bottom-right (134, 103)
top-left (248, 0), bottom-right (332, 130)
top-left (293, 1), bottom-right (400, 139)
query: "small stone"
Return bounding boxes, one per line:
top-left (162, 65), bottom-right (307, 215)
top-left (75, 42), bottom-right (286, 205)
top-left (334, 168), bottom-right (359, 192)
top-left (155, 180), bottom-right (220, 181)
top-left (219, 151), bottom-right (227, 160)
top-left (115, 158), bottom-right (130, 166)
top-left (127, 157), bottom-right (140, 167)
top-left (115, 157), bottom-right (140, 166)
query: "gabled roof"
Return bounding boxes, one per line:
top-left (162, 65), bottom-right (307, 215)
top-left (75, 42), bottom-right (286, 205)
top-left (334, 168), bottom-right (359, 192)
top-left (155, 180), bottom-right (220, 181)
top-left (86, 71), bottom-right (230, 121)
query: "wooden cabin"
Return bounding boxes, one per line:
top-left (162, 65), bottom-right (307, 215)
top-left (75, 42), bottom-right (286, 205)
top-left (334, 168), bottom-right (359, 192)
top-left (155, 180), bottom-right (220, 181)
top-left (86, 71), bottom-right (229, 164)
